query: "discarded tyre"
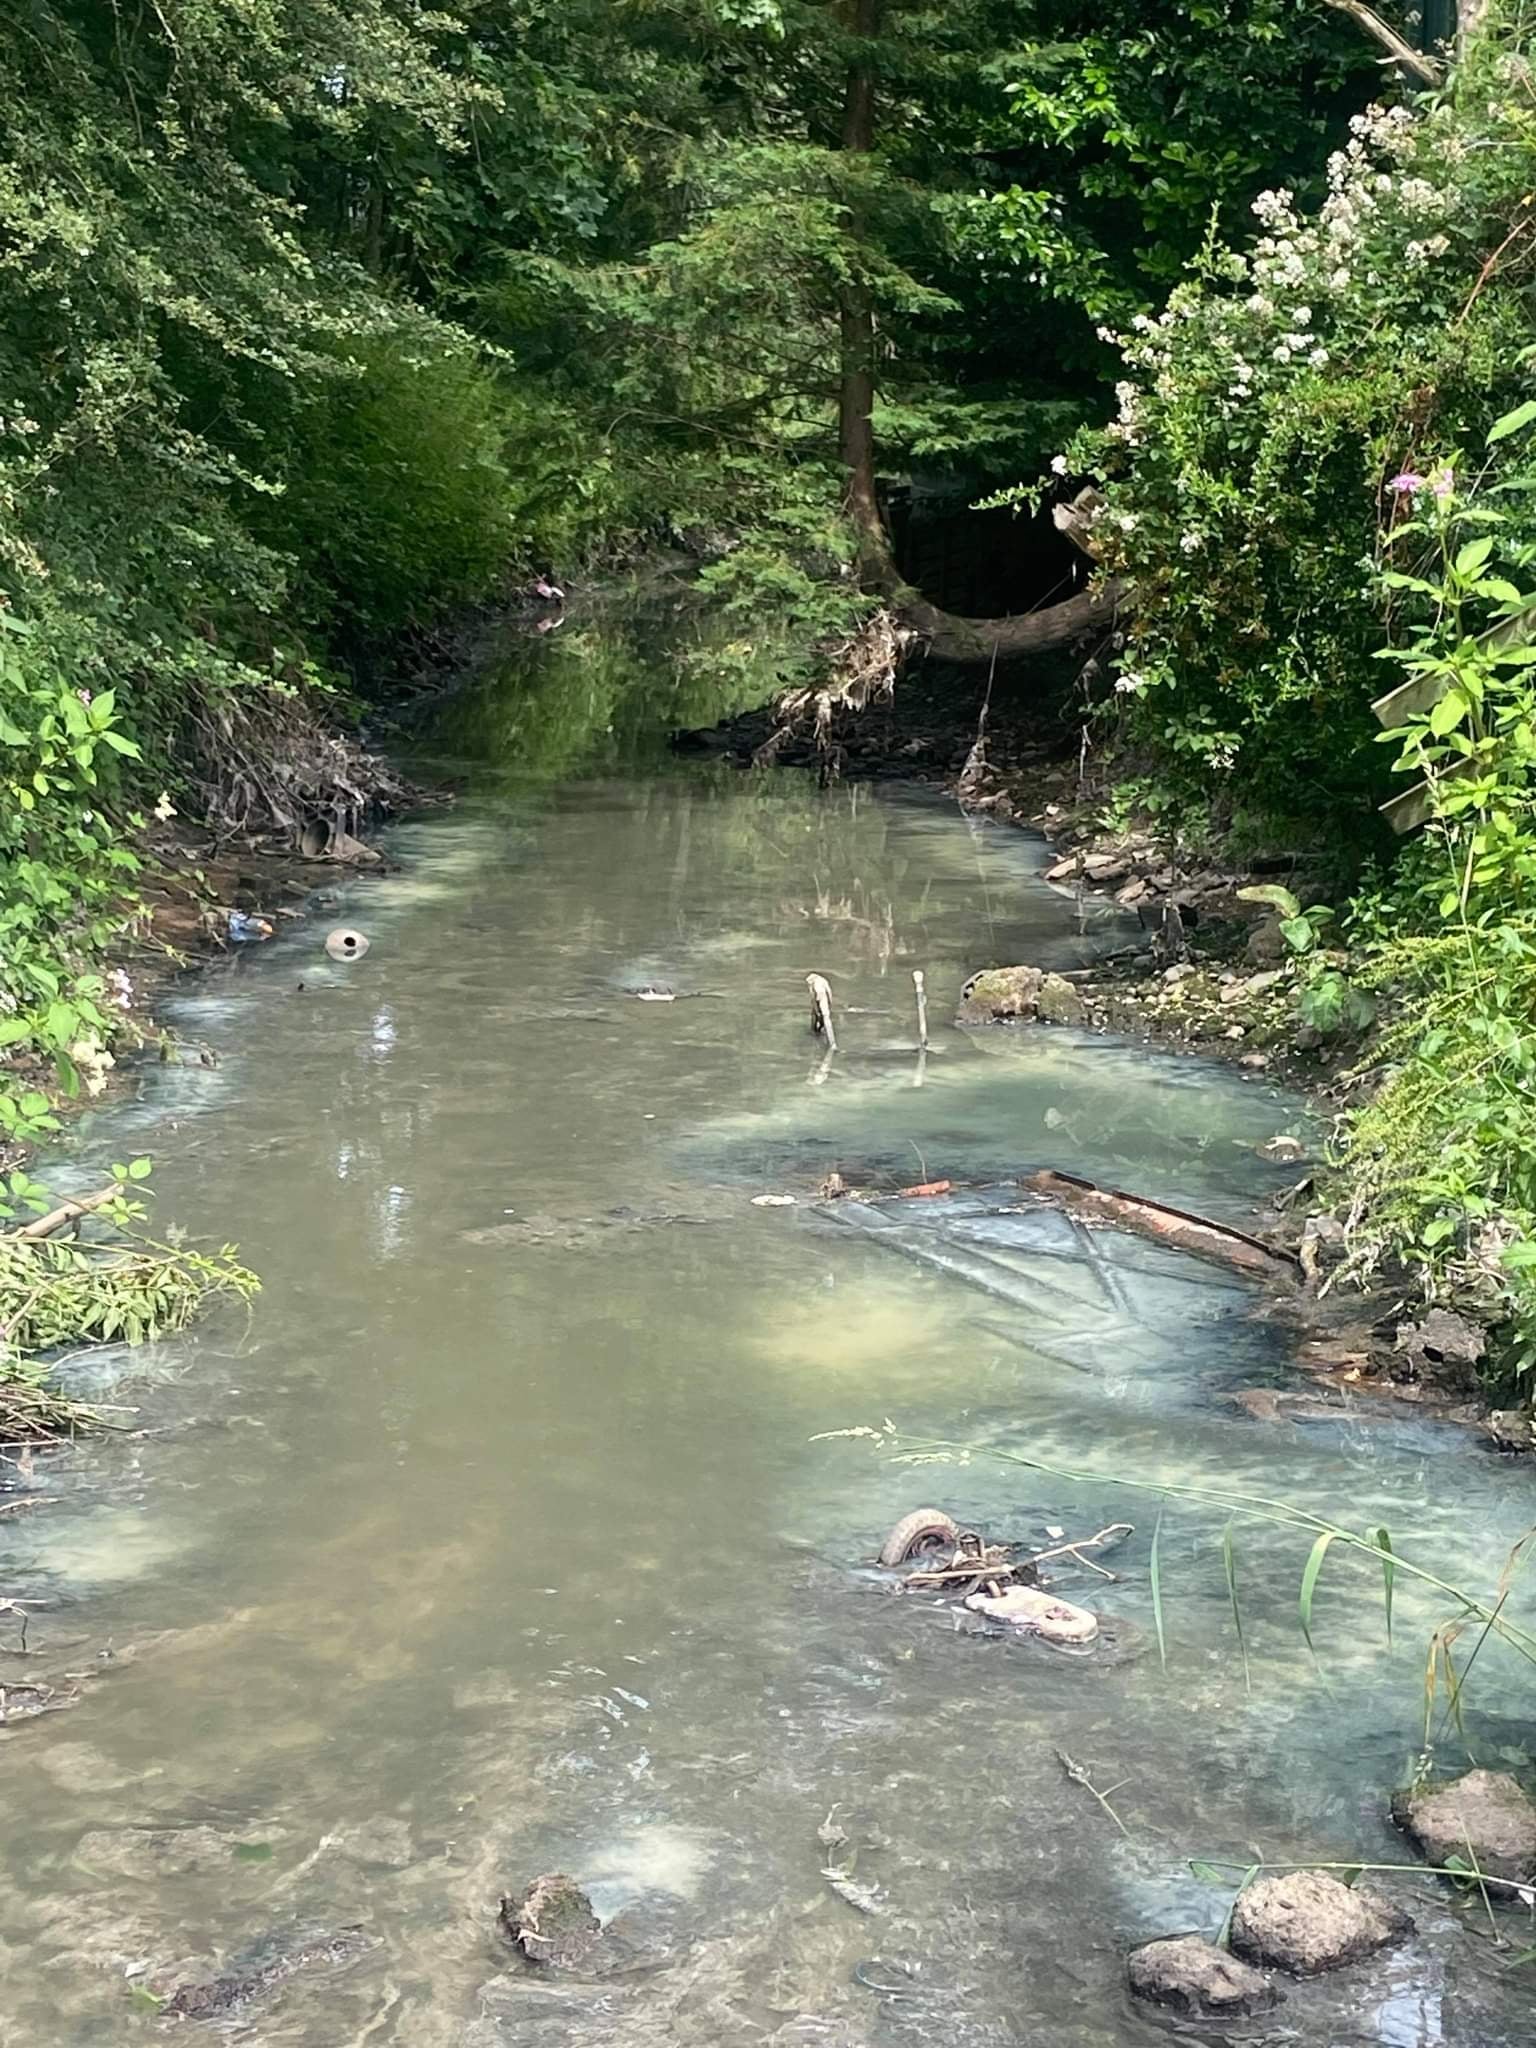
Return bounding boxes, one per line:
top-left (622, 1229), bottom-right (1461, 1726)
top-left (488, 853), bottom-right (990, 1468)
top-left (325, 927), bottom-right (370, 962)
top-left (878, 1508), bottom-right (962, 1568)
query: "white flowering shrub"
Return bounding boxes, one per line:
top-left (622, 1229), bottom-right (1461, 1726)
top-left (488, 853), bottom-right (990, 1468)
top-left (1072, 27), bottom-right (1536, 837)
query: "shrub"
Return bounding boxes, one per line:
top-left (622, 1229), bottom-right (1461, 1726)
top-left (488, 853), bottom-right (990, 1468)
top-left (1073, 28), bottom-right (1536, 840)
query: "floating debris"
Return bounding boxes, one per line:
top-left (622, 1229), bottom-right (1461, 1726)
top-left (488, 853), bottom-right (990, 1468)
top-left (325, 927), bottom-right (371, 962)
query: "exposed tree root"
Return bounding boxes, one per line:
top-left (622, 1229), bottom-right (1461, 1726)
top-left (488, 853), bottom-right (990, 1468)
top-left (181, 681), bottom-right (405, 851)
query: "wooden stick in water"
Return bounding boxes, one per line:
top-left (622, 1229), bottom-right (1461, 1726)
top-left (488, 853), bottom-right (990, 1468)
top-left (806, 973), bottom-right (837, 1052)
top-left (11, 1186), bottom-right (119, 1242)
top-left (912, 969), bottom-right (928, 1050)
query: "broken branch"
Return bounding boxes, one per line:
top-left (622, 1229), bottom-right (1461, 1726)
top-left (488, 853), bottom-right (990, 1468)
top-left (1019, 1170), bottom-right (1299, 1284)
top-left (1322, 0), bottom-right (1443, 87)
top-left (10, 1187), bottom-right (121, 1242)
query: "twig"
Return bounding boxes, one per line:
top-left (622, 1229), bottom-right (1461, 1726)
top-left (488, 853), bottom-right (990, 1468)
top-left (1455, 207), bottom-right (1536, 328)
top-left (10, 1187), bottom-right (120, 1242)
top-left (1322, 0), bottom-right (1443, 86)
top-left (1026, 1521), bottom-right (1135, 1579)
top-left (1057, 1750), bottom-right (1130, 1836)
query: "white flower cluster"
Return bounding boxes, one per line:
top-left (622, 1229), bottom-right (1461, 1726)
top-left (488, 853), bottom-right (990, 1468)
top-left (1105, 96), bottom-right (1454, 432)
top-left (69, 1031), bottom-right (115, 1097)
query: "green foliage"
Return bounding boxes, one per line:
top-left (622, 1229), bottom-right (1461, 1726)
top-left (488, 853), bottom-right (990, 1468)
top-left (1319, 433), bottom-right (1536, 1359)
top-left (263, 331), bottom-right (518, 638)
top-left (0, 1162), bottom-right (255, 1439)
top-left (1041, 11), bottom-right (1536, 1372)
top-left (0, 612), bottom-right (145, 1113)
top-left (1072, 29), bottom-right (1536, 825)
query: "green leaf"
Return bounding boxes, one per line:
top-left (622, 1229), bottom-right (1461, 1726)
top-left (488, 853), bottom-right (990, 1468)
top-left (1188, 1860), bottom-right (1227, 1884)
top-left (1374, 1527), bottom-right (1394, 1647)
top-left (1488, 398), bottom-right (1536, 444)
top-left (1299, 1530), bottom-right (1335, 1660)
top-left (1428, 688), bottom-right (1469, 738)
top-left (1455, 538), bottom-right (1495, 579)
top-left (127, 1156), bottom-right (153, 1180)
top-left (1236, 883), bottom-right (1300, 918)
top-left (98, 730), bottom-right (141, 757)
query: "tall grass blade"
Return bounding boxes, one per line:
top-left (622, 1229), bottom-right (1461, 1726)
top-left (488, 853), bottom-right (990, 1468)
top-left (1150, 1506), bottom-right (1167, 1671)
top-left (1218, 1862), bottom-right (1260, 1949)
top-left (1221, 1519), bottom-right (1251, 1695)
top-left (1434, 1593), bottom-right (1505, 1752)
top-left (1299, 1530), bottom-right (1336, 1662)
top-left (1374, 1525), bottom-right (1395, 1647)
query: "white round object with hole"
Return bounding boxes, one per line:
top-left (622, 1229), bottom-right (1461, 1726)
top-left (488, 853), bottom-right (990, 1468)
top-left (325, 927), bottom-right (370, 962)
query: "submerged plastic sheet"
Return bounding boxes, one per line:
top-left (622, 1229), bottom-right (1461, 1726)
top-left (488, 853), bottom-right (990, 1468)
top-left (819, 1184), bottom-right (1253, 1380)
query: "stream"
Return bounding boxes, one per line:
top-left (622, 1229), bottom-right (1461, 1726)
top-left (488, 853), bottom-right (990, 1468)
top-left (1, 619), bottom-right (1532, 2045)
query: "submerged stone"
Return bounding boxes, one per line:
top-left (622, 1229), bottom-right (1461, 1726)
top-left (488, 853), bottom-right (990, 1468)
top-left (501, 1873), bottom-right (601, 1968)
top-left (162, 1925), bottom-right (371, 2016)
top-left (1394, 1769), bottom-right (1536, 1885)
top-left (1228, 1871), bottom-right (1410, 1976)
top-left (1126, 1934), bottom-right (1281, 2018)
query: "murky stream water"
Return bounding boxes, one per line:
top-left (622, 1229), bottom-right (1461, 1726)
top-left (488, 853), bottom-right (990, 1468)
top-left (2, 624), bottom-right (1533, 2045)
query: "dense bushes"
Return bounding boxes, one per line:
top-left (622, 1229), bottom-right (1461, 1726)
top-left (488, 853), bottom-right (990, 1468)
top-left (1077, 58), bottom-right (1536, 833)
top-left (1075, 14), bottom-right (1536, 1368)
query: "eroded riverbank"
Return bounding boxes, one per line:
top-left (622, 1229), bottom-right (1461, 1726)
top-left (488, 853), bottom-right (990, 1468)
top-left (1, 627), bottom-right (1532, 2046)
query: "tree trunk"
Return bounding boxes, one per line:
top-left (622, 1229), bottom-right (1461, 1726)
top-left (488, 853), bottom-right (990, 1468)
top-left (833, 0), bottom-right (1124, 664)
top-left (837, 0), bottom-right (885, 580)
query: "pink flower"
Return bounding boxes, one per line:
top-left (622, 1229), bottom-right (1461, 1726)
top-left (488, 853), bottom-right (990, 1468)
top-left (1389, 471), bottom-right (1425, 496)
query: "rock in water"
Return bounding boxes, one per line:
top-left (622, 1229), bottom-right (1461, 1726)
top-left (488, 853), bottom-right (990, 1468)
top-left (1126, 1935), bottom-right (1282, 2018)
top-left (500, 1874), bottom-right (600, 1968)
top-left (956, 965), bottom-right (1087, 1027)
top-left (956, 965), bottom-right (1043, 1024)
top-left (1229, 1872), bottom-right (1410, 1976)
top-left (1035, 973), bottom-right (1089, 1027)
top-left (1394, 1769), bottom-right (1536, 1884)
